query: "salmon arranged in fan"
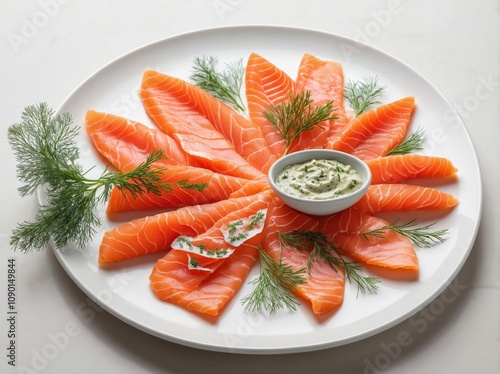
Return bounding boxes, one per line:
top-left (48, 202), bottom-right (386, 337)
top-left (85, 53), bottom-right (458, 317)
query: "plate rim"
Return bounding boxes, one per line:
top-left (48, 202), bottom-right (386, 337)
top-left (49, 25), bottom-right (483, 354)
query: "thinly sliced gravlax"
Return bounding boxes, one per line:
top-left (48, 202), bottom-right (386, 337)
top-left (330, 97), bottom-right (415, 161)
top-left (245, 52), bottom-right (295, 157)
top-left (141, 69), bottom-right (272, 176)
top-left (105, 165), bottom-right (254, 214)
top-left (245, 53), bottom-right (331, 156)
top-left (321, 209), bottom-right (419, 273)
top-left (353, 184), bottom-right (458, 214)
top-left (85, 110), bottom-right (187, 170)
top-left (296, 53), bottom-right (350, 148)
top-left (366, 154), bottom-right (458, 184)
top-left (99, 192), bottom-right (271, 265)
top-left (149, 194), bottom-right (272, 316)
top-left (151, 236), bottom-right (260, 316)
top-left (228, 180), bottom-right (269, 199)
top-left (261, 201), bottom-right (345, 315)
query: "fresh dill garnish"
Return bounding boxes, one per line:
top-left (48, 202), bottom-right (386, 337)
top-left (228, 231), bottom-right (249, 243)
top-left (227, 219), bottom-right (244, 235)
top-left (173, 236), bottom-right (231, 258)
top-left (7, 103), bottom-right (207, 253)
top-left (190, 55), bottom-right (246, 112)
top-left (278, 230), bottom-right (379, 295)
top-left (387, 127), bottom-right (426, 155)
top-left (345, 76), bottom-right (386, 116)
top-left (222, 210), bottom-right (267, 246)
top-left (263, 90), bottom-right (337, 155)
top-left (175, 236), bottom-right (196, 250)
top-left (189, 257), bottom-right (200, 268)
top-left (361, 219), bottom-right (449, 248)
top-left (248, 210), bottom-right (265, 230)
top-left (225, 220), bottom-right (249, 243)
top-left (241, 247), bottom-right (306, 313)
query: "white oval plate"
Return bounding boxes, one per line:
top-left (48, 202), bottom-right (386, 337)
top-left (51, 26), bottom-right (481, 354)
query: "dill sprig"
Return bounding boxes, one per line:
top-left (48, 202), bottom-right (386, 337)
top-left (190, 55), bottom-right (246, 112)
top-left (264, 90), bottom-right (337, 154)
top-left (241, 247), bottom-right (306, 313)
top-left (387, 127), bottom-right (426, 155)
top-left (361, 219), bottom-right (449, 248)
top-left (8, 103), bottom-right (206, 253)
top-left (278, 230), bottom-right (379, 295)
top-left (345, 76), bottom-right (386, 116)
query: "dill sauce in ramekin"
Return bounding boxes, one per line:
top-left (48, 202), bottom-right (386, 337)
top-left (275, 158), bottom-right (363, 200)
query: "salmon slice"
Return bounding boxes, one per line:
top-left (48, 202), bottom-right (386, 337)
top-left (141, 69), bottom-right (273, 176)
top-left (366, 154), bottom-right (458, 184)
top-left (85, 110), bottom-right (188, 171)
top-left (151, 235), bottom-right (261, 316)
top-left (322, 209), bottom-right (419, 272)
top-left (105, 165), bottom-right (252, 214)
top-left (228, 180), bottom-right (269, 199)
top-left (245, 53), bottom-right (333, 156)
top-left (99, 192), bottom-right (271, 265)
top-left (295, 53), bottom-right (350, 148)
top-left (245, 52), bottom-right (295, 157)
top-left (149, 194), bottom-right (272, 316)
top-left (330, 97), bottom-right (415, 161)
top-left (353, 184), bottom-right (459, 214)
top-left (261, 201), bottom-right (345, 315)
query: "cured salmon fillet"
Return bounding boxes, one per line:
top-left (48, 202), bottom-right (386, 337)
top-left (245, 52), bottom-right (295, 157)
top-left (322, 209), bottom-right (419, 272)
top-left (228, 180), bottom-right (269, 199)
top-left (149, 194), bottom-right (272, 316)
top-left (105, 165), bottom-right (252, 213)
top-left (353, 184), bottom-right (458, 214)
top-left (141, 69), bottom-right (273, 176)
top-left (366, 154), bottom-right (458, 184)
top-left (86, 52), bottom-right (462, 321)
top-left (99, 192), bottom-right (271, 265)
top-left (330, 97), bottom-right (415, 161)
top-left (151, 236), bottom-right (261, 316)
top-left (246, 53), bottom-right (335, 156)
top-left (261, 201), bottom-right (345, 315)
top-left (296, 53), bottom-right (350, 148)
top-left (85, 110), bottom-right (188, 171)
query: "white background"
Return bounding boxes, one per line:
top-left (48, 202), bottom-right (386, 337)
top-left (1, 1), bottom-right (498, 373)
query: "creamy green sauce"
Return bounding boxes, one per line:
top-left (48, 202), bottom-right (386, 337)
top-left (275, 159), bottom-right (363, 200)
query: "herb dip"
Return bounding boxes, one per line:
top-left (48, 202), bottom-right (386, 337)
top-left (275, 159), bottom-right (363, 200)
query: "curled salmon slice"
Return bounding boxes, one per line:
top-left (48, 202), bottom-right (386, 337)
top-left (149, 193), bottom-right (273, 316)
top-left (151, 236), bottom-right (261, 316)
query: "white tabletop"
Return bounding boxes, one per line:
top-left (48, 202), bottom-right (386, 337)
top-left (1, 1), bottom-right (498, 373)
